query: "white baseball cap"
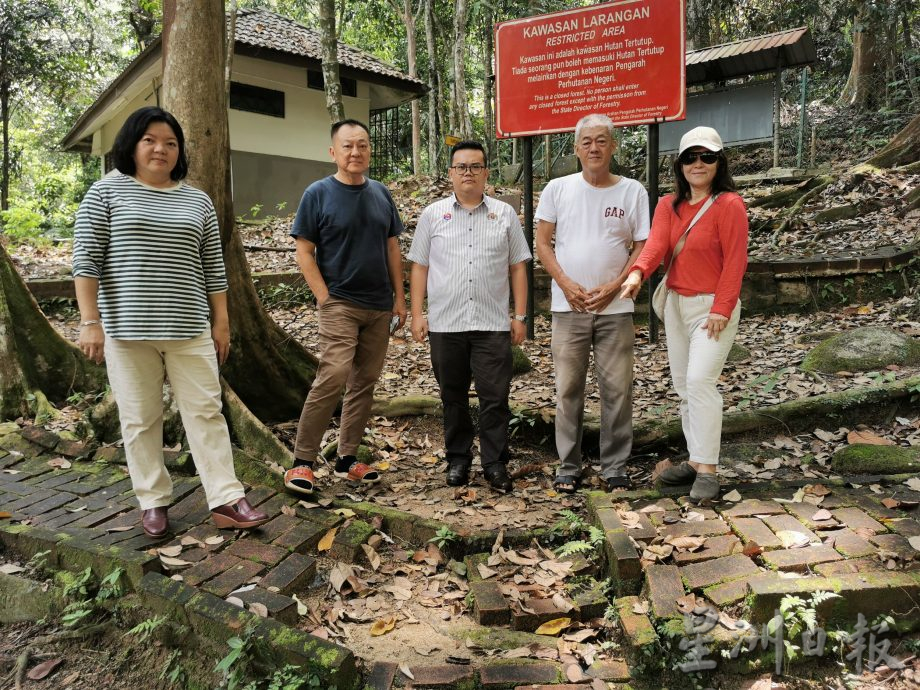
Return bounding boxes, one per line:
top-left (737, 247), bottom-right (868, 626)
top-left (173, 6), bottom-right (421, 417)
top-left (678, 126), bottom-right (723, 155)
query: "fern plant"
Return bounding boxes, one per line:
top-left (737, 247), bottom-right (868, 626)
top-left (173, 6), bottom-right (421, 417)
top-left (126, 614), bottom-right (167, 642)
top-left (769, 590), bottom-right (842, 666)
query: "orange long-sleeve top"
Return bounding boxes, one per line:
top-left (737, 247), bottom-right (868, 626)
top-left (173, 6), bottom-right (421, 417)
top-left (631, 192), bottom-right (749, 318)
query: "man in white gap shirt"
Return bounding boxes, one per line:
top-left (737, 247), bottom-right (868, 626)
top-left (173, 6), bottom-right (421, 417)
top-left (535, 113), bottom-right (650, 494)
top-left (409, 140), bottom-right (531, 493)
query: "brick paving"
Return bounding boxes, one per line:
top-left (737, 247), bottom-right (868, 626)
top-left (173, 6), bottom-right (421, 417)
top-left (4, 424), bottom-right (920, 688)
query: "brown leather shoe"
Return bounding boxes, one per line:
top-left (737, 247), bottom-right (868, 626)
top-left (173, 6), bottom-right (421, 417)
top-left (211, 497), bottom-right (269, 529)
top-left (142, 507), bottom-right (169, 538)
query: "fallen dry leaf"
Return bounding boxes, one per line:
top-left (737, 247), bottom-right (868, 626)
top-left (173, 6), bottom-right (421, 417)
top-left (292, 593), bottom-right (308, 616)
top-left (0, 563), bottom-right (26, 574)
top-left (157, 545), bottom-right (183, 558)
top-left (317, 527), bottom-right (337, 552)
top-left (0, 511), bottom-right (11, 519)
top-left (667, 536), bottom-right (706, 551)
top-left (776, 530), bottom-right (810, 549)
top-left (847, 429), bottom-right (895, 446)
top-left (723, 489), bottom-right (742, 502)
top-left (249, 602), bottom-right (269, 618)
top-left (908, 536), bottom-right (920, 552)
top-left (477, 563), bottom-right (498, 579)
top-left (205, 535), bottom-right (225, 546)
top-left (47, 457), bottom-right (71, 469)
top-left (281, 505), bottom-right (296, 517)
top-left (811, 509), bottom-right (833, 521)
top-left (105, 525), bottom-right (134, 533)
top-left (742, 542), bottom-right (764, 557)
top-left (159, 555), bottom-right (193, 569)
top-left (565, 663), bottom-right (587, 682)
top-left (881, 498), bottom-right (901, 509)
top-left (27, 657), bottom-right (64, 680)
top-left (398, 662), bottom-right (414, 679)
top-left (362, 544), bottom-right (381, 571)
top-left (333, 508), bottom-right (356, 518)
top-left (535, 617), bottom-right (572, 636)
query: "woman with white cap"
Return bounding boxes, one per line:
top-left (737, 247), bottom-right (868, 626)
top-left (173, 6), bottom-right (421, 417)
top-left (619, 126), bottom-right (748, 503)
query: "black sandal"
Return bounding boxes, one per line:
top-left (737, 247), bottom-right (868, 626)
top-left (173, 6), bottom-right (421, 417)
top-left (605, 475), bottom-right (633, 491)
top-left (553, 475), bottom-right (581, 494)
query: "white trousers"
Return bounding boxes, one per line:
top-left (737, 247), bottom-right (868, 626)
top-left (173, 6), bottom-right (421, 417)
top-left (105, 330), bottom-right (245, 510)
top-left (663, 292), bottom-right (741, 466)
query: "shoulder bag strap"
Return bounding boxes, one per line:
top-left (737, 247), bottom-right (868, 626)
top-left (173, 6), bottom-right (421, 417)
top-left (662, 193), bottom-right (718, 274)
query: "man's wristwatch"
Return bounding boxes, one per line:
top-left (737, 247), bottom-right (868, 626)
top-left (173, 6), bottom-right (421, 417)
top-left (512, 314), bottom-right (528, 323)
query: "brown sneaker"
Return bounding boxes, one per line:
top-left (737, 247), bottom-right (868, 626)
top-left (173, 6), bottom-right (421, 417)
top-left (142, 507), bottom-right (169, 538)
top-left (211, 497), bottom-right (269, 529)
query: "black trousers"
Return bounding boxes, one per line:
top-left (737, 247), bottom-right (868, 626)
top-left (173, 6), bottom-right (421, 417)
top-left (429, 331), bottom-right (513, 470)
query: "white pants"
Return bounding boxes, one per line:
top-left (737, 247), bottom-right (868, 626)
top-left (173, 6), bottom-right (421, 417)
top-left (105, 330), bottom-right (245, 510)
top-left (663, 293), bottom-right (741, 466)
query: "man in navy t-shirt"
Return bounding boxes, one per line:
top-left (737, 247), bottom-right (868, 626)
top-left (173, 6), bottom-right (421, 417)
top-left (285, 119), bottom-right (407, 494)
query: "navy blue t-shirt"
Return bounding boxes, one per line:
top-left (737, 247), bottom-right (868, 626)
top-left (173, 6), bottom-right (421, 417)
top-left (290, 175), bottom-right (404, 311)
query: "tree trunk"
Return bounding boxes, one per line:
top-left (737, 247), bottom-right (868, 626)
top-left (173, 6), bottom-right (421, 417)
top-left (0, 243), bottom-right (106, 420)
top-left (451, 0), bottom-right (473, 139)
top-left (903, 7), bottom-right (918, 103)
top-left (865, 112), bottom-right (920, 168)
top-left (482, 6), bottom-right (494, 166)
top-left (840, 2), bottom-right (880, 109)
top-left (685, 0), bottom-right (712, 49)
top-left (318, 0), bottom-right (345, 123)
top-left (127, 0), bottom-right (158, 50)
top-left (161, 0), bottom-right (317, 423)
top-left (1, 42), bottom-right (9, 213)
top-left (423, 0), bottom-right (440, 177)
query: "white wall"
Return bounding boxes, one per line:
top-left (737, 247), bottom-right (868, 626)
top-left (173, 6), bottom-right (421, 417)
top-left (91, 54), bottom-right (371, 164)
top-left (228, 55), bottom-right (370, 160)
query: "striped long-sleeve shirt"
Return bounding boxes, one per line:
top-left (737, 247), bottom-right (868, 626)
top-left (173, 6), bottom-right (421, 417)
top-left (72, 173), bottom-right (228, 340)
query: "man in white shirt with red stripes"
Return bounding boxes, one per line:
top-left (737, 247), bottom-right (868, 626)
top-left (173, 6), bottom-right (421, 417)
top-left (409, 140), bottom-right (531, 493)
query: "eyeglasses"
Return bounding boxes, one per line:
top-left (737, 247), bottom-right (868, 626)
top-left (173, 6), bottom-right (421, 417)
top-left (450, 163), bottom-right (486, 174)
top-left (679, 151), bottom-right (720, 165)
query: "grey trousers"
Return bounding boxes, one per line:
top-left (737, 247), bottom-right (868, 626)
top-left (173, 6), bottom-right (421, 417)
top-left (551, 311), bottom-right (634, 480)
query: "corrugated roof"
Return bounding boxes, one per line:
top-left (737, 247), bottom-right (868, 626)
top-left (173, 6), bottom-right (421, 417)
top-left (686, 27), bottom-right (816, 85)
top-left (235, 9), bottom-right (424, 88)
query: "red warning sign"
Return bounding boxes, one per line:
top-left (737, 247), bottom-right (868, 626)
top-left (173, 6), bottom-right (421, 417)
top-left (495, 0), bottom-right (686, 137)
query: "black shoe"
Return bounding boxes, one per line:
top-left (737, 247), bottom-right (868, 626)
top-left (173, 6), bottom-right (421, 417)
top-left (483, 464), bottom-right (513, 493)
top-left (447, 462), bottom-right (470, 487)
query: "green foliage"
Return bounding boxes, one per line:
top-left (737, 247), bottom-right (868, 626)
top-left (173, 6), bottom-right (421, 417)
top-left (0, 201), bottom-right (44, 242)
top-left (216, 622), bottom-right (324, 690)
top-left (427, 525), bottom-right (458, 549)
top-left (126, 614), bottom-right (167, 642)
top-left (769, 590), bottom-right (843, 668)
top-left (552, 510), bottom-right (603, 559)
top-left (257, 281), bottom-right (315, 309)
top-left (159, 649), bottom-right (187, 687)
top-left (550, 509), bottom-right (587, 536)
top-left (60, 566), bottom-right (124, 628)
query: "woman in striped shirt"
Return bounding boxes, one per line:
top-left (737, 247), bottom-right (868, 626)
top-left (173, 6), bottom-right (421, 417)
top-left (73, 106), bottom-right (268, 537)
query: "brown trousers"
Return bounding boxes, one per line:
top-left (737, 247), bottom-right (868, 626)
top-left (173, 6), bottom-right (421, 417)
top-left (294, 297), bottom-right (391, 460)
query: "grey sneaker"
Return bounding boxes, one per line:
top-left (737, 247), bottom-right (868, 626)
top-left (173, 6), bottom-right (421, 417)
top-left (656, 461), bottom-right (697, 486)
top-left (689, 473), bottom-right (720, 504)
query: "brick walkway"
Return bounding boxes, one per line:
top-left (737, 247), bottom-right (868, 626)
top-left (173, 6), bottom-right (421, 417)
top-left (3, 421), bottom-right (919, 688)
top-left (590, 483), bottom-right (920, 664)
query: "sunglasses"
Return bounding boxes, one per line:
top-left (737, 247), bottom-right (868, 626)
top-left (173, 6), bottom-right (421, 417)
top-left (679, 151), bottom-right (720, 165)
